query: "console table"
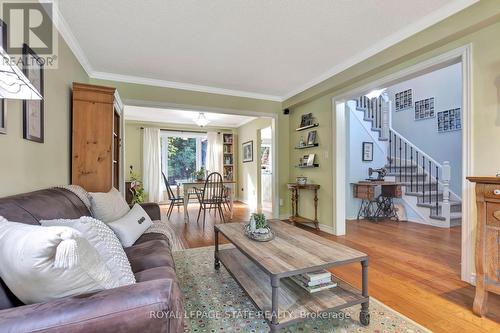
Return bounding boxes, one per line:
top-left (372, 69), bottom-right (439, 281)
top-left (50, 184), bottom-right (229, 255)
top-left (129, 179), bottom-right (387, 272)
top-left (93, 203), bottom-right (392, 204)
top-left (467, 176), bottom-right (500, 316)
top-left (287, 183), bottom-right (320, 230)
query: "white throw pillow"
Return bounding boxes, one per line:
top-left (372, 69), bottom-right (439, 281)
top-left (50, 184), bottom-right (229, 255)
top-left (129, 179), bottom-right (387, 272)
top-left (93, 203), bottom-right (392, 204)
top-left (107, 204), bottom-right (153, 247)
top-left (41, 216), bottom-right (136, 286)
top-left (89, 187), bottom-right (130, 222)
top-left (0, 217), bottom-right (121, 304)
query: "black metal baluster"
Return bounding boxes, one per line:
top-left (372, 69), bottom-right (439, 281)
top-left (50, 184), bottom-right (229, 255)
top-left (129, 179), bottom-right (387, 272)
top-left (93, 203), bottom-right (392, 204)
top-left (429, 161), bottom-right (432, 204)
top-left (416, 151), bottom-right (419, 194)
top-left (422, 156), bottom-right (426, 203)
top-left (389, 130), bottom-right (392, 172)
top-left (394, 133), bottom-right (397, 174)
top-left (399, 138), bottom-right (402, 181)
top-left (410, 147), bottom-right (414, 192)
top-left (405, 142), bottom-right (407, 183)
top-left (435, 166), bottom-right (439, 215)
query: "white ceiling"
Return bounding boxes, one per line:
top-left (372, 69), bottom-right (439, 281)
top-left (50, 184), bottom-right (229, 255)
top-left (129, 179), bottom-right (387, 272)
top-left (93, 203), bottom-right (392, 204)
top-left (124, 106), bottom-right (257, 128)
top-left (56, 0), bottom-right (477, 101)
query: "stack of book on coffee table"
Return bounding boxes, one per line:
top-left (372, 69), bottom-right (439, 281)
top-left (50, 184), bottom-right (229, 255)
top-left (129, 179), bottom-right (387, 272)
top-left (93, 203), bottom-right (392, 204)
top-left (290, 269), bottom-right (337, 293)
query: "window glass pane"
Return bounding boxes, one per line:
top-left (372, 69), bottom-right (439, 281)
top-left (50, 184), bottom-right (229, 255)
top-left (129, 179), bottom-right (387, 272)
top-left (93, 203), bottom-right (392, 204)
top-left (167, 137), bottom-right (196, 183)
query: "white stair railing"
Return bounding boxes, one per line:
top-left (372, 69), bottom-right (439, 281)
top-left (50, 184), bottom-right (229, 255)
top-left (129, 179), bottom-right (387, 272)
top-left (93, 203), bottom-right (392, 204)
top-left (388, 128), bottom-right (451, 223)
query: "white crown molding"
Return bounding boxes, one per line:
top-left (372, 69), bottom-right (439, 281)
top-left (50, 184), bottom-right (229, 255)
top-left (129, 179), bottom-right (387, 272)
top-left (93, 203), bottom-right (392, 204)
top-left (90, 71), bottom-right (283, 102)
top-left (281, 0), bottom-right (478, 101)
top-left (48, 0), bottom-right (93, 75)
top-left (48, 0), bottom-right (476, 103)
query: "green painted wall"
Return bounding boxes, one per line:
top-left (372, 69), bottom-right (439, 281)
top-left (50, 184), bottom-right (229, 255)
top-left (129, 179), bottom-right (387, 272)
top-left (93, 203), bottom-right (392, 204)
top-left (236, 117), bottom-right (273, 208)
top-left (0, 32), bottom-right (89, 197)
top-left (285, 0), bottom-right (500, 234)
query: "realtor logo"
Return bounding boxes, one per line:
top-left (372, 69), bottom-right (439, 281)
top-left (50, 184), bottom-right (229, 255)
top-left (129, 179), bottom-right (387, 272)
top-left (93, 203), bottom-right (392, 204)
top-left (2, 1), bottom-right (58, 68)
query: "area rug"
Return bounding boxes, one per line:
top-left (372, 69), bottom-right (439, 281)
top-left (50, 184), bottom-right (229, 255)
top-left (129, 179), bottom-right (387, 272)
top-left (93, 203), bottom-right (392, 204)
top-left (173, 246), bottom-right (431, 333)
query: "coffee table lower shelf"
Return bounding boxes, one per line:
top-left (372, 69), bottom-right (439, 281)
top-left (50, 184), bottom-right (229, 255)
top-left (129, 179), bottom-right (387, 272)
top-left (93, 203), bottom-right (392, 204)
top-left (217, 247), bottom-right (369, 329)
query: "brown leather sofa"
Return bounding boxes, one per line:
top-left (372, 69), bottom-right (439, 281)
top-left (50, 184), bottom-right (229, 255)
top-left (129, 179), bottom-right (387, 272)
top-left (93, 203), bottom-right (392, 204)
top-left (0, 188), bottom-right (184, 333)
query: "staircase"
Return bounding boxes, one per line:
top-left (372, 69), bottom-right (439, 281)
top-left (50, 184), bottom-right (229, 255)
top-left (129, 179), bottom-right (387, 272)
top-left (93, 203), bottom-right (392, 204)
top-left (354, 95), bottom-right (462, 227)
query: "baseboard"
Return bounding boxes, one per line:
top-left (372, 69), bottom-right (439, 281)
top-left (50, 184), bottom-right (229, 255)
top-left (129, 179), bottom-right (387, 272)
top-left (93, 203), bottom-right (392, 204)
top-left (318, 223), bottom-right (335, 234)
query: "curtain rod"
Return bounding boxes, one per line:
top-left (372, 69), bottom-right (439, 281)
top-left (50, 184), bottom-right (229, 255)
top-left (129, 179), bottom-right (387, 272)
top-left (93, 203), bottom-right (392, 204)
top-left (139, 127), bottom-right (210, 134)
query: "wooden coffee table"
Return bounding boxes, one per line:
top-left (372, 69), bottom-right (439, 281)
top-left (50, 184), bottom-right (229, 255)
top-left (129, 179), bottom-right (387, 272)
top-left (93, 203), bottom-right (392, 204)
top-left (214, 220), bottom-right (370, 332)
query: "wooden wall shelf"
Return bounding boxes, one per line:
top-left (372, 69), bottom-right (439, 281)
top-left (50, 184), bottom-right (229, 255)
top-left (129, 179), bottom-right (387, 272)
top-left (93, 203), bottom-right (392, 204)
top-left (295, 143), bottom-right (319, 149)
top-left (295, 123), bottom-right (319, 132)
top-left (295, 164), bottom-right (319, 168)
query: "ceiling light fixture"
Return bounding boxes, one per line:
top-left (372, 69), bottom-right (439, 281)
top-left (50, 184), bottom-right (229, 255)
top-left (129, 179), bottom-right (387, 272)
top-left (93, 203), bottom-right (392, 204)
top-left (365, 88), bottom-right (386, 99)
top-left (194, 112), bottom-right (210, 127)
top-left (0, 48), bottom-right (42, 100)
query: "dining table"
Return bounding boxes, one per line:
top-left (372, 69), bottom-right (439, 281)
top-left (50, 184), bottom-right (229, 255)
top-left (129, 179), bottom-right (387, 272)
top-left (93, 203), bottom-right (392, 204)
top-left (179, 180), bottom-right (236, 223)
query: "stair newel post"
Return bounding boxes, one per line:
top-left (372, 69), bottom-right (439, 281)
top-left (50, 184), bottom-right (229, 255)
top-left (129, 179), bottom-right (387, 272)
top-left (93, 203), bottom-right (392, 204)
top-left (381, 98), bottom-right (390, 141)
top-left (442, 161), bottom-right (451, 224)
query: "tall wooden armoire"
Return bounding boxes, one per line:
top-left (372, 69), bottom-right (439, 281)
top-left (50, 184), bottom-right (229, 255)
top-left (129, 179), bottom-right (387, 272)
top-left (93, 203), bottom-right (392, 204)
top-left (71, 83), bottom-right (124, 193)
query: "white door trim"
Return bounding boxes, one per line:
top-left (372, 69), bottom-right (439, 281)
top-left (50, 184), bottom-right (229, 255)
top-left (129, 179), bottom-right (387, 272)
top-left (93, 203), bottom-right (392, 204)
top-left (332, 44), bottom-right (474, 283)
top-left (123, 99), bottom-right (280, 220)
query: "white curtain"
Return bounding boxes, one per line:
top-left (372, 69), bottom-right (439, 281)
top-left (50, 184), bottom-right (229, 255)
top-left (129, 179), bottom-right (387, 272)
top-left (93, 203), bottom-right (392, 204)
top-left (143, 128), bottom-right (162, 202)
top-left (206, 131), bottom-right (223, 174)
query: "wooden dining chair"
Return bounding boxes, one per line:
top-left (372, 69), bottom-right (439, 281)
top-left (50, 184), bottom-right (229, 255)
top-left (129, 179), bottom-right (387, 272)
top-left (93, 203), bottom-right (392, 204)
top-left (162, 172), bottom-right (187, 219)
top-left (194, 172), bottom-right (225, 227)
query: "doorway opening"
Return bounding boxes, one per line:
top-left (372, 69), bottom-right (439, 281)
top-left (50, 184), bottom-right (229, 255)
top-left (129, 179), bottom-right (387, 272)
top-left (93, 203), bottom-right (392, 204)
top-left (260, 126), bottom-right (273, 215)
top-left (333, 45), bottom-right (473, 283)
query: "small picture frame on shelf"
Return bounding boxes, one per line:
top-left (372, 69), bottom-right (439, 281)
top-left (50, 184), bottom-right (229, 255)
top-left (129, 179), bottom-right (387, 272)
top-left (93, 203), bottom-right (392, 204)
top-left (307, 130), bottom-right (317, 145)
top-left (306, 154), bottom-right (315, 166)
top-left (362, 142), bottom-right (373, 161)
top-left (300, 113), bottom-right (313, 128)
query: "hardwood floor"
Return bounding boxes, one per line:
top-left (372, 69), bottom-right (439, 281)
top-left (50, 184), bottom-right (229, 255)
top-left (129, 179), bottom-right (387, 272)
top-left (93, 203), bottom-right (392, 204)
top-left (162, 202), bottom-right (500, 333)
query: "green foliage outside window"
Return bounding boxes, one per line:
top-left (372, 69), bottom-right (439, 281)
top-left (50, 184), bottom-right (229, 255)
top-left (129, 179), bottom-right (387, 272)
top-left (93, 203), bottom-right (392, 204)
top-left (165, 137), bottom-right (197, 182)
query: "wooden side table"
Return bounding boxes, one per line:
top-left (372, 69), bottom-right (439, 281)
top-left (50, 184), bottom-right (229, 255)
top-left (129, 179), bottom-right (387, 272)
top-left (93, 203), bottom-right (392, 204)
top-left (287, 183), bottom-right (320, 230)
top-left (352, 181), bottom-right (402, 221)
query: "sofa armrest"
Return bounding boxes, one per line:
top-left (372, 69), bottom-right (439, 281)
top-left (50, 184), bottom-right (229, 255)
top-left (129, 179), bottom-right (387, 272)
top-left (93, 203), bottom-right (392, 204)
top-left (139, 202), bottom-right (161, 220)
top-left (0, 279), bottom-right (184, 333)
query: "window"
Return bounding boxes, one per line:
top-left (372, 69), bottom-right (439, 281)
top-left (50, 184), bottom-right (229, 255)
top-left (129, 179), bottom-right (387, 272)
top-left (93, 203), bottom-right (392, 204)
top-left (160, 132), bottom-right (207, 184)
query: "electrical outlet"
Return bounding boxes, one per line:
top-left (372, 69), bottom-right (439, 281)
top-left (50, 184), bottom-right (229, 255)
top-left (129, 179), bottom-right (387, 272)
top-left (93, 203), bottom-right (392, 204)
top-left (279, 198), bottom-right (284, 206)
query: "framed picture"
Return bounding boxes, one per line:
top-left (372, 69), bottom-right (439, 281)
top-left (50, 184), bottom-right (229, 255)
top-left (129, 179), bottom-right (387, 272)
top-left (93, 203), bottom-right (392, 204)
top-left (0, 19), bottom-right (6, 51)
top-left (306, 153), bottom-right (315, 166)
top-left (362, 142), bottom-right (373, 161)
top-left (414, 97), bottom-right (435, 120)
top-left (437, 108), bottom-right (461, 133)
top-left (0, 99), bottom-right (6, 134)
top-left (300, 113), bottom-right (313, 128)
top-left (242, 140), bottom-right (253, 163)
top-left (395, 89), bottom-right (413, 111)
top-left (306, 130), bottom-right (317, 145)
top-left (22, 44), bottom-right (44, 143)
